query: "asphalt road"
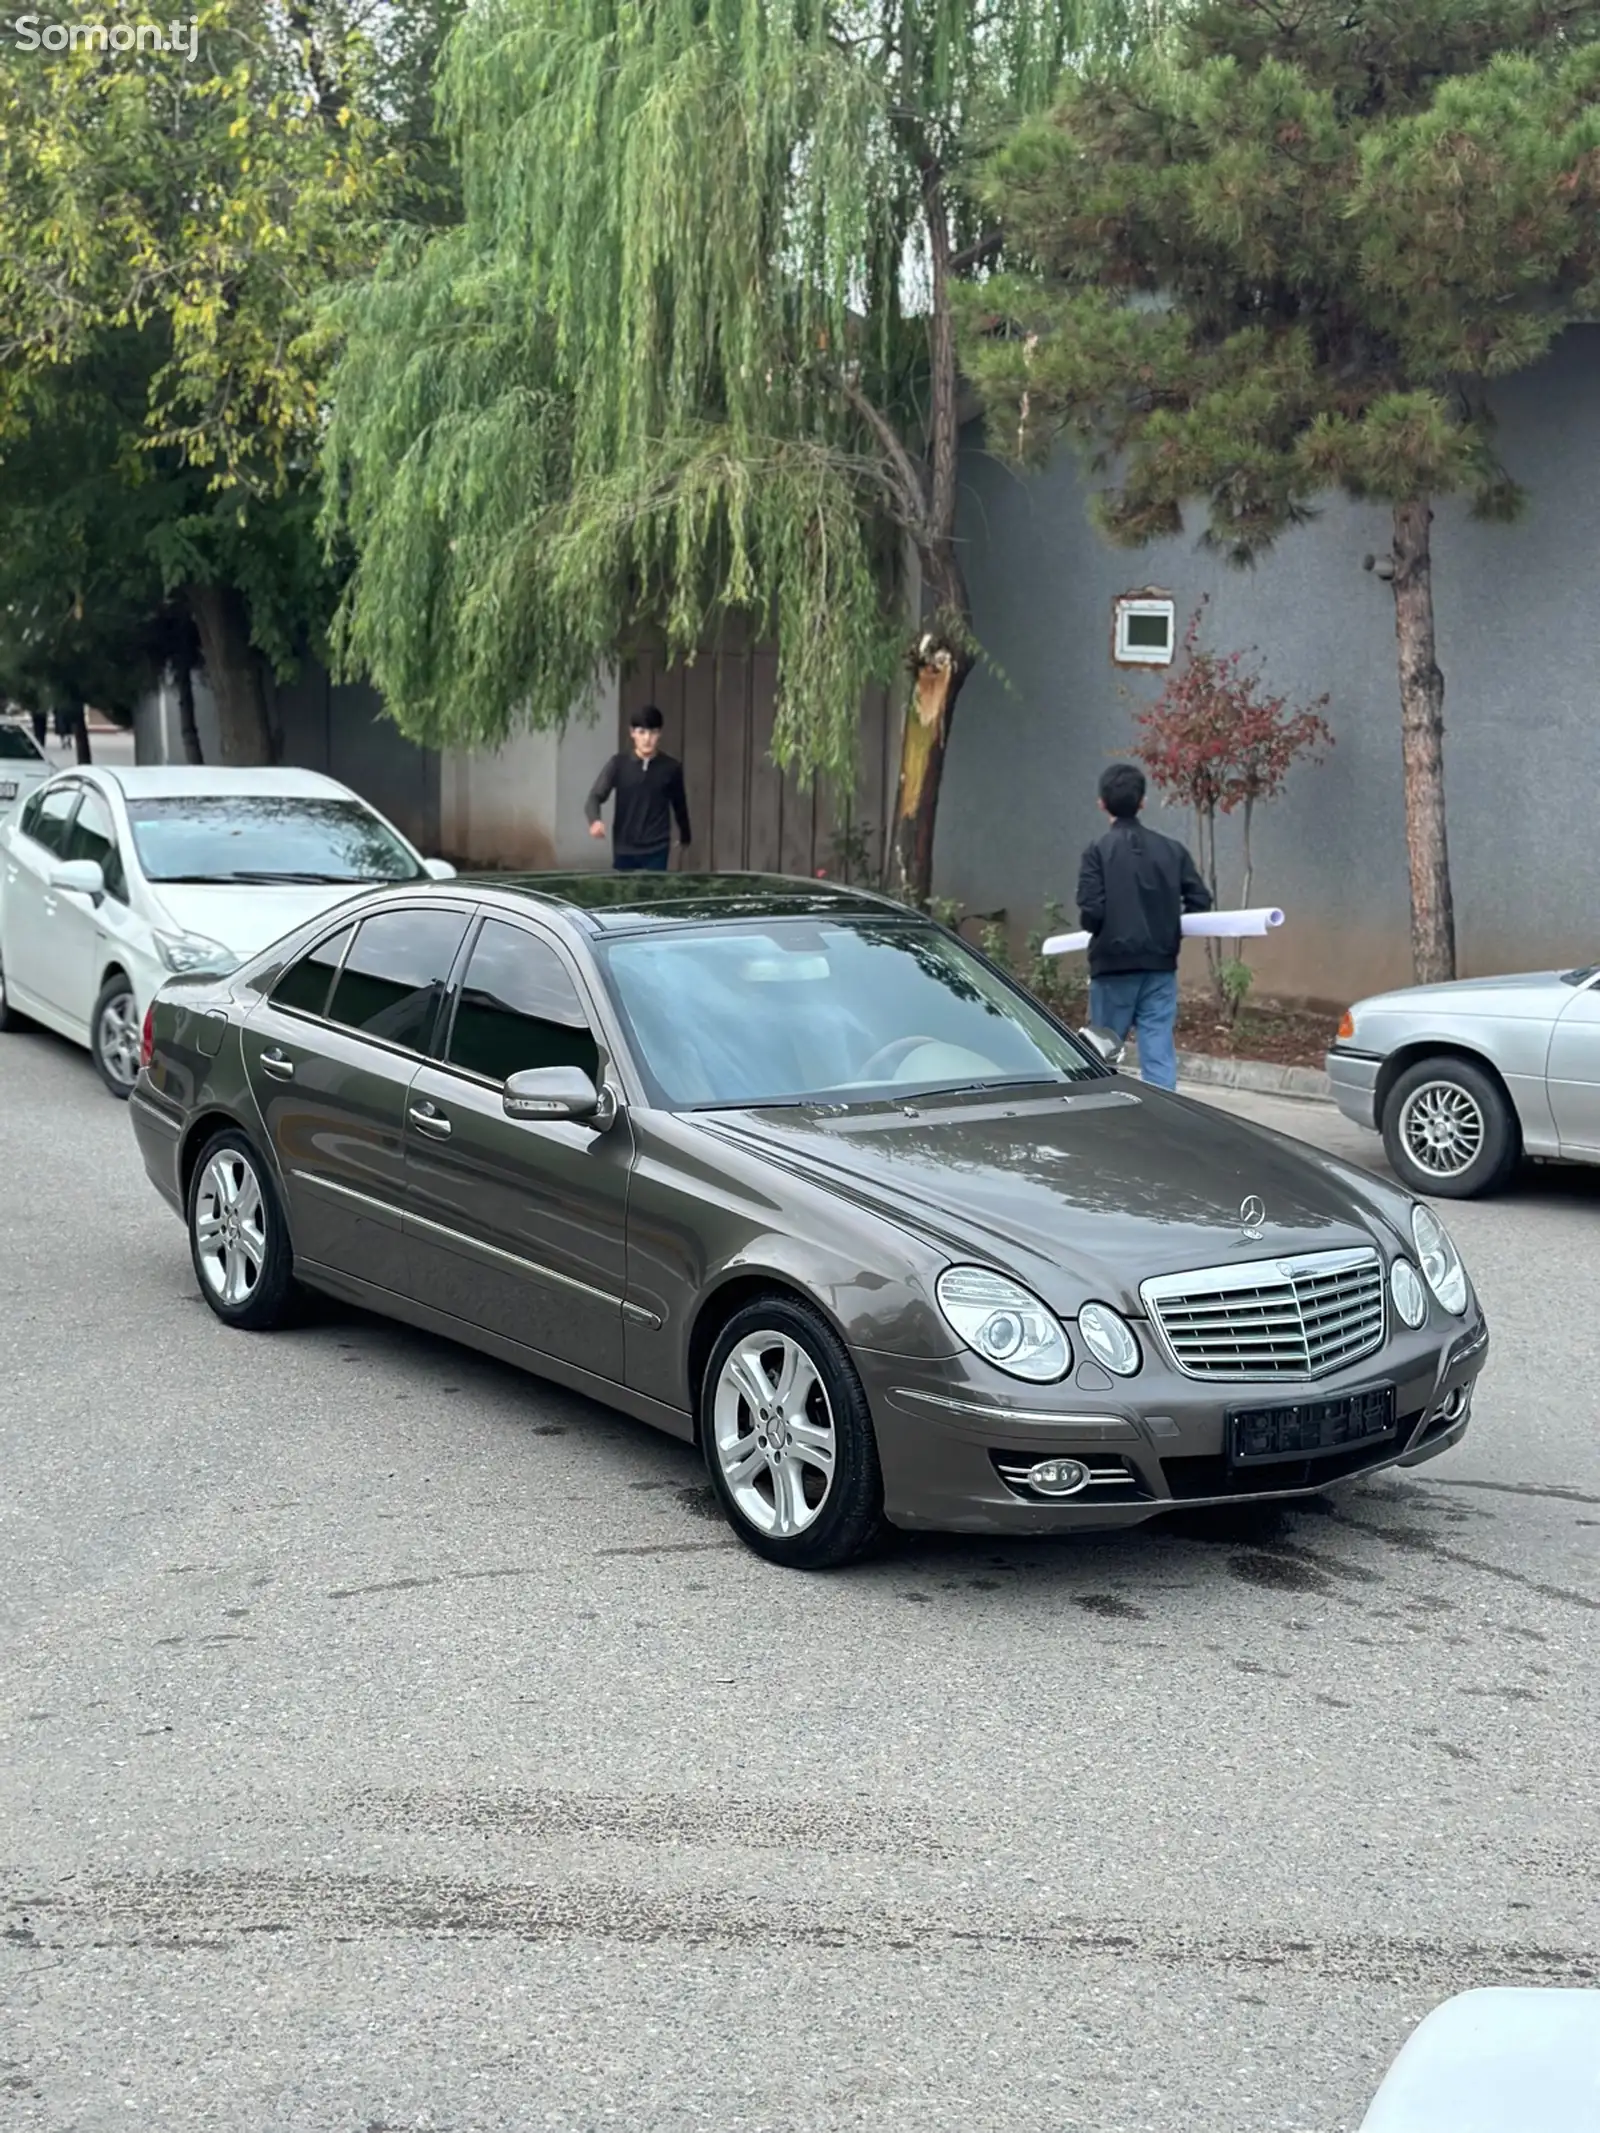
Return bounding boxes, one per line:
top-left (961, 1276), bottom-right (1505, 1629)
top-left (2, 1027), bottom-right (1597, 2133)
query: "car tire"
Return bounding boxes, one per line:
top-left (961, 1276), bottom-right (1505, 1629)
top-left (90, 972), bottom-right (141, 1098)
top-left (701, 1296), bottom-right (886, 1570)
top-left (186, 1129), bottom-right (301, 1332)
top-left (1380, 1055), bottom-right (1520, 1200)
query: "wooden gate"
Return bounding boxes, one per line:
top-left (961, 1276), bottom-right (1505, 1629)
top-left (619, 628), bottom-right (895, 883)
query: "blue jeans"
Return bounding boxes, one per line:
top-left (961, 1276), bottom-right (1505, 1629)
top-left (1089, 969), bottom-right (1180, 1091)
top-left (615, 847), bottom-right (670, 872)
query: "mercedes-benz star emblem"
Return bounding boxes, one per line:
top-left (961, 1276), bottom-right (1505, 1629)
top-left (1239, 1194), bottom-right (1266, 1240)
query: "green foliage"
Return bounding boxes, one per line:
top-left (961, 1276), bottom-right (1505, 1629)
top-left (0, 0), bottom-right (453, 726)
top-left (324, 0), bottom-right (1167, 774)
top-left (1216, 954), bottom-right (1253, 1027)
top-left (960, 0), bottom-right (1600, 552)
top-left (823, 819), bottom-right (880, 885)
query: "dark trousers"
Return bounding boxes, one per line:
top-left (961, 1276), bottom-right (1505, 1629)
top-left (615, 847), bottom-right (670, 873)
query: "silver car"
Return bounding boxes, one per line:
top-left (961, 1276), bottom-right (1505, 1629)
top-left (1326, 961), bottom-right (1600, 1197)
top-left (0, 718), bottom-right (54, 826)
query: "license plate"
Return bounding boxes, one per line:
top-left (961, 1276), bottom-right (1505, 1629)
top-left (0, 781), bottom-right (17, 800)
top-left (1228, 1384), bottom-right (1397, 1466)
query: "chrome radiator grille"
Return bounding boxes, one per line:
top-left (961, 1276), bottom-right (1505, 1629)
top-left (1141, 1249), bottom-right (1385, 1381)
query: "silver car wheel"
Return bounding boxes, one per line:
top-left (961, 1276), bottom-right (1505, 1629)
top-left (1398, 1079), bottom-right (1486, 1179)
top-left (712, 1331), bottom-right (837, 1538)
top-left (193, 1150), bottom-right (268, 1309)
top-left (96, 987), bottom-right (141, 1088)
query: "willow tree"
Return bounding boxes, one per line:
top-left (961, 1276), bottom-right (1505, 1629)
top-left (326, 0), bottom-right (1165, 899)
top-left (961, 0), bottom-right (1600, 981)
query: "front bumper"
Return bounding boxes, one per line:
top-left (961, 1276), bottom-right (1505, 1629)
top-left (860, 1310), bottom-right (1489, 1533)
top-left (1325, 1047), bottom-right (1383, 1131)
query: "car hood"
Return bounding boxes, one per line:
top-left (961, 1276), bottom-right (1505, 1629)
top-left (1355, 969), bottom-right (1582, 1020)
top-left (699, 1082), bottom-right (1410, 1314)
top-left (146, 882), bottom-right (377, 959)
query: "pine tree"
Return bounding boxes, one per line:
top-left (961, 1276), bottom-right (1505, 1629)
top-left (961, 0), bottom-right (1600, 980)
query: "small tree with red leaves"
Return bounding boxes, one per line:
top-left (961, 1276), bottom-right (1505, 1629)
top-left (1132, 602), bottom-right (1332, 1021)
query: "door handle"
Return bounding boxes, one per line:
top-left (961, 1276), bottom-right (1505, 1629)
top-left (408, 1101), bottom-right (452, 1140)
top-left (259, 1048), bottom-right (295, 1081)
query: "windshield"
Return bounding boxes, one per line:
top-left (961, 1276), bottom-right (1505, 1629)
top-left (598, 919), bottom-right (1100, 1108)
top-left (1562, 963), bottom-right (1599, 986)
top-left (0, 724), bottom-right (45, 762)
top-left (124, 796), bottom-right (425, 885)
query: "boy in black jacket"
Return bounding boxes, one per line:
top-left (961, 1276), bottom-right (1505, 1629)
top-left (585, 705), bottom-right (692, 871)
top-left (1076, 762), bottom-right (1211, 1090)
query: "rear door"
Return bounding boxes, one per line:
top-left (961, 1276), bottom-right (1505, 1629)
top-left (241, 902), bottom-right (471, 1293)
top-left (2, 783), bottom-right (83, 1014)
top-left (1548, 973), bottom-right (1600, 1154)
top-left (404, 915), bottom-right (632, 1382)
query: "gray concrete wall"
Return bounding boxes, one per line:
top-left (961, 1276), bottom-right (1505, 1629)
top-left (938, 326), bottom-right (1600, 1006)
top-left (134, 661), bottom-right (443, 858)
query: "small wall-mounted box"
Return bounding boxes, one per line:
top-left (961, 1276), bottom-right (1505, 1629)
top-left (1112, 592), bottom-right (1176, 667)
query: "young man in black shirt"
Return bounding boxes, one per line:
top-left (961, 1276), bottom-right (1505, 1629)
top-left (585, 705), bottom-right (692, 872)
top-left (1076, 761), bottom-right (1211, 1090)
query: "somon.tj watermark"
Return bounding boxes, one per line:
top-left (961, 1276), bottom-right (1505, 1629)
top-left (10, 14), bottom-right (199, 55)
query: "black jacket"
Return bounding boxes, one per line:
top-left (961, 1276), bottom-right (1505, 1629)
top-left (1076, 815), bottom-right (1211, 977)
top-left (585, 750), bottom-right (692, 858)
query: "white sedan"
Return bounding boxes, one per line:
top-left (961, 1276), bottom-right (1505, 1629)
top-left (0, 765), bottom-right (455, 1095)
top-left (0, 717), bottom-right (56, 825)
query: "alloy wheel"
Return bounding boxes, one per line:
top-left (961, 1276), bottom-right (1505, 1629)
top-left (97, 988), bottom-right (141, 1089)
top-left (1398, 1080), bottom-right (1486, 1180)
top-left (712, 1331), bottom-right (838, 1538)
top-left (194, 1149), bottom-right (269, 1309)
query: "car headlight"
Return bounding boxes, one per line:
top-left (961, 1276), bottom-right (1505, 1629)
top-left (1389, 1258), bottom-right (1428, 1329)
top-left (1076, 1300), bottom-right (1142, 1377)
top-left (1411, 1204), bottom-right (1468, 1316)
top-left (154, 928), bottom-right (238, 977)
top-left (936, 1266), bottom-right (1070, 1382)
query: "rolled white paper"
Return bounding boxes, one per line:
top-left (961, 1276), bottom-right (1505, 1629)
top-left (1041, 908), bottom-right (1285, 957)
top-left (1178, 907), bottom-right (1285, 940)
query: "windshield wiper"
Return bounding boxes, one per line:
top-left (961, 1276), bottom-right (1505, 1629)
top-left (892, 1075), bottom-right (1071, 1101)
top-left (152, 870), bottom-right (372, 885)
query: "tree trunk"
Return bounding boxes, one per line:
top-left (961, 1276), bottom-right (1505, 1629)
top-left (175, 656), bottom-right (204, 765)
top-left (889, 613), bottom-right (970, 904)
top-left (886, 161), bottom-right (970, 909)
top-left (1389, 499), bottom-right (1457, 984)
top-left (186, 582), bottom-right (274, 765)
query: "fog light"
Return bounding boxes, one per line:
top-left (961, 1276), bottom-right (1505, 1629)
top-left (1439, 1386), bottom-right (1467, 1424)
top-left (1026, 1457), bottom-right (1091, 1498)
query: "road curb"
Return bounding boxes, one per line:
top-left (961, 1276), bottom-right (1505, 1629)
top-left (1121, 1043), bottom-right (1333, 1103)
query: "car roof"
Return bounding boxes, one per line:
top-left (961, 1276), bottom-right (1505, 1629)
top-left (455, 871), bottom-right (911, 933)
top-left (94, 766), bottom-right (360, 801)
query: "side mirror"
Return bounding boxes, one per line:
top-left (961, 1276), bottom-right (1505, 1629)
top-left (503, 1065), bottom-right (602, 1123)
top-left (1079, 1024), bottom-right (1126, 1069)
top-left (423, 857), bottom-right (457, 881)
top-left (50, 858), bottom-right (105, 900)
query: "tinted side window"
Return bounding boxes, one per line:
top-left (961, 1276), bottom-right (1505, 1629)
top-left (447, 920), bottom-right (599, 1084)
top-left (63, 790), bottom-right (127, 902)
top-left (327, 908), bottom-right (469, 1051)
top-left (270, 924), bottom-right (355, 1018)
top-left (25, 786), bottom-right (78, 857)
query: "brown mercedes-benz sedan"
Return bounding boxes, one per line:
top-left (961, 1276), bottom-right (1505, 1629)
top-left (129, 873), bottom-right (1489, 1568)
